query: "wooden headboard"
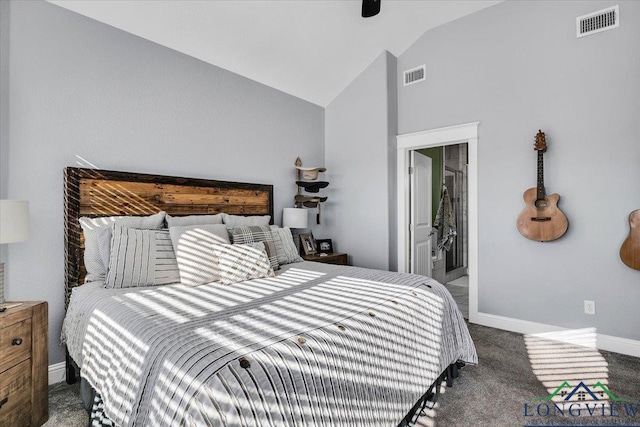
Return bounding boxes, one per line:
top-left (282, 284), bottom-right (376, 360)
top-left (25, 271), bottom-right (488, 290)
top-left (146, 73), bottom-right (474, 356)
top-left (63, 167), bottom-right (274, 307)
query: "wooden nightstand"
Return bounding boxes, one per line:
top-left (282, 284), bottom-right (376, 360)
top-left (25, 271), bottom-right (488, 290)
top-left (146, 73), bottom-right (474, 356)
top-left (0, 302), bottom-right (48, 427)
top-left (302, 253), bottom-right (348, 265)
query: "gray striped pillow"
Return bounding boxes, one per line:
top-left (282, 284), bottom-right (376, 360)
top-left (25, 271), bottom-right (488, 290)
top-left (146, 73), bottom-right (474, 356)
top-left (270, 226), bottom-right (303, 265)
top-left (106, 226), bottom-right (180, 288)
top-left (79, 211), bottom-right (166, 283)
top-left (230, 226), bottom-right (279, 270)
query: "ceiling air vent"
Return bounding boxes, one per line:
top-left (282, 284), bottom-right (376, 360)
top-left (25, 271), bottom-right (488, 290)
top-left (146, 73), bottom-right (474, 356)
top-left (576, 5), bottom-right (619, 38)
top-left (403, 65), bottom-right (425, 86)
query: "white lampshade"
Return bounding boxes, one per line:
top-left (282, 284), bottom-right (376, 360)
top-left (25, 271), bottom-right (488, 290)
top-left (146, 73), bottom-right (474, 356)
top-left (282, 208), bottom-right (308, 229)
top-left (0, 200), bottom-right (30, 244)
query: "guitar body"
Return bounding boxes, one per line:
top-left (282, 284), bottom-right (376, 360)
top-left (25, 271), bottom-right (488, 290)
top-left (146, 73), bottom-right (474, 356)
top-left (620, 209), bottom-right (640, 271)
top-left (517, 187), bottom-right (568, 242)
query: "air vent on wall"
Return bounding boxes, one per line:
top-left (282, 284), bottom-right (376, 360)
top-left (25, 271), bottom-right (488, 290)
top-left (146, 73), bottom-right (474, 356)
top-left (576, 5), bottom-right (619, 38)
top-left (403, 65), bottom-right (425, 86)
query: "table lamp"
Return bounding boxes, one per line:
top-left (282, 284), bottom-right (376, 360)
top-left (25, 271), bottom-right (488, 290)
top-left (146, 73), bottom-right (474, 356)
top-left (282, 207), bottom-right (308, 229)
top-left (283, 208), bottom-right (308, 254)
top-left (0, 200), bottom-right (30, 305)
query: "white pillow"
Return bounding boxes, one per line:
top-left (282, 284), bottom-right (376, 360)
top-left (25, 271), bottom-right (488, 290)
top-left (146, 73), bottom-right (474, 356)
top-left (221, 213), bottom-right (271, 228)
top-left (168, 224), bottom-right (230, 286)
top-left (213, 243), bottom-right (275, 285)
top-left (96, 225), bottom-right (112, 273)
top-left (270, 227), bottom-right (303, 265)
top-left (79, 211), bottom-right (166, 283)
top-left (166, 214), bottom-right (223, 227)
top-left (106, 226), bottom-right (180, 289)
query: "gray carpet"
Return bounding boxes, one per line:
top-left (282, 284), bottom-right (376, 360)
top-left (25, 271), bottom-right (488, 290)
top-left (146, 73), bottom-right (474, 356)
top-left (45, 324), bottom-right (640, 426)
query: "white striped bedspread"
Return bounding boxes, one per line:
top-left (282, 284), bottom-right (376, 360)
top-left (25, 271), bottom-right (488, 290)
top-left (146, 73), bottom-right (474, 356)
top-left (62, 261), bottom-right (477, 427)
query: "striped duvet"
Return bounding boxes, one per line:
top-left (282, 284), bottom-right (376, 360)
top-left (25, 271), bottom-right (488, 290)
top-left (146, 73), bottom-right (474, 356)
top-left (62, 261), bottom-right (477, 426)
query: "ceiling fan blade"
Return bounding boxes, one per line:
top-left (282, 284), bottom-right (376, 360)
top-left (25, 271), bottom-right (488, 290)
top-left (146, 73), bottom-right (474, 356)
top-left (362, 0), bottom-right (381, 18)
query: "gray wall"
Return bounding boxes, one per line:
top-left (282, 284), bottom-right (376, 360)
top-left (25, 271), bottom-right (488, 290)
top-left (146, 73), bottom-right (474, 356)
top-left (1, 0), bottom-right (324, 365)
top-left (398, 0), bottom-right (640, 340)
top-left (325, 52), bottom-right (397, 270)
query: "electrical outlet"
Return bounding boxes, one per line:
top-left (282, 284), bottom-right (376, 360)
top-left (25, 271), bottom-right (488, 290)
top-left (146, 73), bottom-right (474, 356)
top-left (584, 300), bottom-right (596, 315)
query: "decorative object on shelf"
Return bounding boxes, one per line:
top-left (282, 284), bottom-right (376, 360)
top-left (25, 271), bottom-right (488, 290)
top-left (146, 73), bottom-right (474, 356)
top-left (294, 195), bottom-right (327, 205)
top-left (315, 239), bottom-right (334, 254)
top-left (516, 130), bottom-right (568, 242)
top-left (0, 200), bottom-right (29, 305)
top-left (295, 181), bottom-right (329, 193)
top-left (299, 232), bottom-right (317, 255)
top-left (620, 209), bottom-right (640, 271)
top-left (295, 157), bottom-right (329, 224)
top-left (295, 166), bottom-right (326, 180)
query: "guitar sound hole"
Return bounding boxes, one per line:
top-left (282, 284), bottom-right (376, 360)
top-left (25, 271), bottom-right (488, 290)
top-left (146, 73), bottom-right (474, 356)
top-left (535, 199), bottom-right (548, 209)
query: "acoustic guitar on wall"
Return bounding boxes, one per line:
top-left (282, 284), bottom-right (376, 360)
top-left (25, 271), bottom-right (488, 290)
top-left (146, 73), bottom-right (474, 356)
top-left (620, 209), bottom-right (640, 271)
top-left (517, 130), bottom-right (568, 242)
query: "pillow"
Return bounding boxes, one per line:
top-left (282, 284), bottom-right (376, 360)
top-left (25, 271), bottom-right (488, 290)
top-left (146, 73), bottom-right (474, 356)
top-left (79, 211), bottom-right (166, 283)
top-left (96, 225), bottom-right (112, 273)
top-left (221, 213), bottom-right (271, 228)
top-left (230, 226), bottom-right (279, 270)
top-left (168, 224), bottom-right (230, 286)
top-left (106, 226), bottom-right (180, 289)
top-left (270, 227), bottom-right (303, 265)
top-left (213, 243), bottom-right (275, 285)
top-left (166, 214), bottom-right (223, 227)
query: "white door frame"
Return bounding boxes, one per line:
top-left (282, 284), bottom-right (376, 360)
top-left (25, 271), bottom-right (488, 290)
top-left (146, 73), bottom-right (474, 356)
top-left (397, 122), bottom-right (479, 323)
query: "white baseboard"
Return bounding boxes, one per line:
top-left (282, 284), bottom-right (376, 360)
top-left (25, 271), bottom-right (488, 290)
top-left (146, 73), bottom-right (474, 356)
top-left (474, 312), bottom-right (640, 358)
top-left (49, 361), bottom-right (66, 385)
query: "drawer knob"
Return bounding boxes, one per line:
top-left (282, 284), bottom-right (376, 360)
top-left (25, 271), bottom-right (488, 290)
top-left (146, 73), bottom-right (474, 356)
top-left (12, 338), bottom-right (23, 346)
top-left (0, 396), bottom-right (7, 410)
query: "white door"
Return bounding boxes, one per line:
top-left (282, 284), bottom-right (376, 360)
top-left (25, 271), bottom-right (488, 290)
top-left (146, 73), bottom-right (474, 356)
top-left (410, 151), bottom-right (432, 276)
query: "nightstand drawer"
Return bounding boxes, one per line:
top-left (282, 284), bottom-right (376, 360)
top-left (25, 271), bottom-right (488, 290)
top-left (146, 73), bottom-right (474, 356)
top-left (0, 359), bottom-right (32, 427)
top-left (0, 318), bottom-right (32, 373)
top-left (302, 253), bottom-right (348, 265)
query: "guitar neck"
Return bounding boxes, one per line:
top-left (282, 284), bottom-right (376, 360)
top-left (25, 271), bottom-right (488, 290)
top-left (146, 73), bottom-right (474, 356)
top-left (536, 149), bottom-right (545, 200)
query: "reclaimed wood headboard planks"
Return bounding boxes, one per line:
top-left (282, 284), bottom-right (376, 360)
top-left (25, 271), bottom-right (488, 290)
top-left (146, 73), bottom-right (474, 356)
top-left (63, 167), bottom-right (273, 308)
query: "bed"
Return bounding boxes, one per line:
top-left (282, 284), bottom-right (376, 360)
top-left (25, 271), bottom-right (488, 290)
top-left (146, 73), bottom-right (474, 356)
top-left (62, 167), bottom-right (477, 427)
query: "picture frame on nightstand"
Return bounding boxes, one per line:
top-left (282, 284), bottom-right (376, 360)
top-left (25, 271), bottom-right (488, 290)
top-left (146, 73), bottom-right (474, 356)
top-left (299, 233), bottom-right (317, 255)
top-left (316, 239), bottom-right (333, 254)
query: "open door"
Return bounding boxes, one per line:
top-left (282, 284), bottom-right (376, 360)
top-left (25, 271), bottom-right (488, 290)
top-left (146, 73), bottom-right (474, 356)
top-left (410, 151), bottom-right (432, 276)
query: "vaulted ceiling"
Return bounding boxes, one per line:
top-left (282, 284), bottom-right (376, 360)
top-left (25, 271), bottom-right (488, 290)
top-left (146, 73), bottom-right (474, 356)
top-left (49, 0), bottom-right (502, 106)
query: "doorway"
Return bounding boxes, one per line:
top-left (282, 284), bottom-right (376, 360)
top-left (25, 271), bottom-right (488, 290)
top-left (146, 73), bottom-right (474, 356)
top-left (413, 144), bottom-right (468, 317)
top-left (396, 122), bottom-right (478, 323)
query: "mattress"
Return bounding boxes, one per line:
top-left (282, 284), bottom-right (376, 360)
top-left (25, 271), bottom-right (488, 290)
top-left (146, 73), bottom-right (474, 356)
top-left (62, 261), bottom-right (476, 426)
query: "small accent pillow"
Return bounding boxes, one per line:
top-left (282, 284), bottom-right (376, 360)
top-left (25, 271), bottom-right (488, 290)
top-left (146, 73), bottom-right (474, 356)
top-left (168, 224), bottom-right (230, 286)
top-left (230, 226), bottom-right (279, 270)
top-left (222, 213), bottom-right (271, 228)
top-left (79, 211), bottom-right (166, 283)
top-left (166, 214), bottom-right (223, 227)
top-left (213, 243), bottom-right (275, 285)
top-left (106, 226), bottom-right (180, 289)
top-left (270, 227), bottom-right (303, 265)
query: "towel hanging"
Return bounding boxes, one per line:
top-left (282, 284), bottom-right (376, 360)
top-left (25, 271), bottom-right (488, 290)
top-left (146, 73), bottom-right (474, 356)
top-left (432, 184), bottom-right (457, 252)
